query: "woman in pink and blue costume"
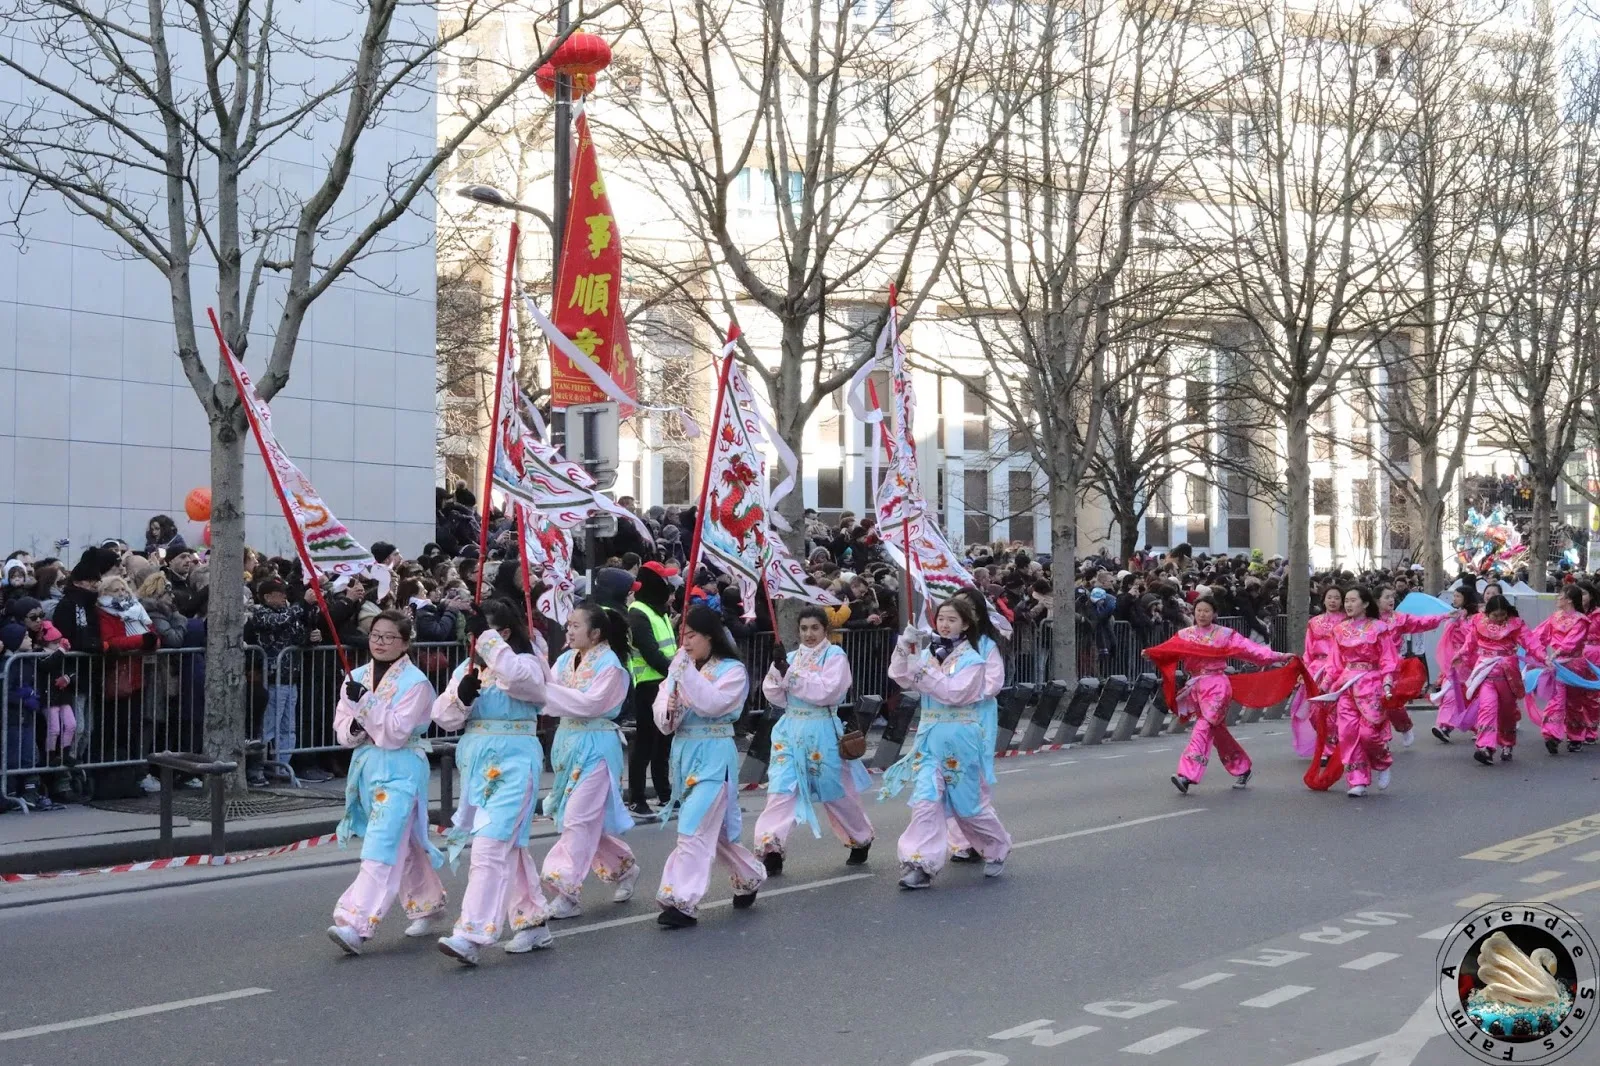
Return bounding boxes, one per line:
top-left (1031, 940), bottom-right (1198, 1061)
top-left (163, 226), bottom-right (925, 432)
top-left (327, 611), bottom-right (446, 956)
top-left (755, 606), bottom-right (874, 874)
top-left (1581, 583), bottom-right (1600, 744)
top-left (1429, 585), bottom-right (1480, 742)
top-left (430, 600), bottom-right (553, 966)
top-left (1376, 586), bottom-right (1446, 747)
top-left (651, 605), bottom-right (767, 929)
top-left (1530, 586), bottom-right (1596, 754)
top-left (1318, 588), bottom-right (1401, 797)
top-left (882, 596), bottom-right (1012, 890)
top-left (1453, 594), bottom-right (1543, 766)
top-left (538, 602), bottom-right (639, 917)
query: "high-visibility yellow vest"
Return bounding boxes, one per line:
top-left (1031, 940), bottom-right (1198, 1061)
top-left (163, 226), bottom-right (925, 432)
top-left (627, 602), bottom-right (676, 683)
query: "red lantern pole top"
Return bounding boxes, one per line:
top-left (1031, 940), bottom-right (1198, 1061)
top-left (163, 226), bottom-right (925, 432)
top-left (552, 31), bottom-right (612, 76)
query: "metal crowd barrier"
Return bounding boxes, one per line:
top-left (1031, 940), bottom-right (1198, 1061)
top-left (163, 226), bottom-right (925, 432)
top-left (269, 642), bottom-right (472, 756)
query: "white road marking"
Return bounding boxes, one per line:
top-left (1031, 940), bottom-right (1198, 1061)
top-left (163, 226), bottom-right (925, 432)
top-left (1143, 746), bottom-right (1172, 753)
top-left (0, 988), bottom-right (272, 1042)
top-left (1520, 870), bottom-right (1566, 884)
top-left (988, 1020), bottom-right (1100, 1047)
top-left (1277, 993), bottom-right (1440, 1065)
top-left (551, 873), bottom-right (873, 938)
top-left (1120, 1027), bottom-right (1209, 1054)
top-left (997, 767), bottom-right (1030, 775)
top-left (1417, 924), bottom-right (1453, 940)
top-left (1340, 952), bottom-right (1400, 971)
top-left (1178, 972), bottom-right (1234, 990)
top-left (1050, 759), bottom-right (1079, 766)
top-left (1240, 985), bottom-right (1314, 1008)
top-left (1454, 892), bottom-right (1501, 908)
top-left (1577, 850), bottom-right (1600, 863)
top-left (1011, 809), bottom-right (1206, 851)
top-left (1530, 878), bottom-right (1600, 904)
top-left (1097, 753), bottom-right (1131, 760)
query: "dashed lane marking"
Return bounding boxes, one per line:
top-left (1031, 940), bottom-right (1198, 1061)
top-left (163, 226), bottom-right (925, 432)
top-left (1010, 808), bottom-right (1206, 851)
top-left (551, 874), bottom-right (873, 938)
top-left (1120, 1027), bottom-right (1209, 1054)
top-left (1417, 924), bottom-right (1453, 940)
top-left (1462, 811), bottom-right (1600, 863)
top-left (0, 987), bottom-right (272, 1042)
top-left (1454, 892), bottom-right (1501, 908)
top-left (1178, 972), bottom-right (1234, 990)
top-left (1340, 952), bottom-right (1400, 971)
top-left (1530, 878), bottom-right (1600, 904)
top-left (1520, 870), bottom-right (1566, 884)
top-left (997, 767), bottom-right (1030, 775)
top-left (1577, 850), bottom-right (1600, 862)
top-left (1050, 759), bottom-right (1079, 766)
top-left (1240, 985), bottom-right (1314, 1008)
top-left (1097, 754), bottom-right (1131, 760)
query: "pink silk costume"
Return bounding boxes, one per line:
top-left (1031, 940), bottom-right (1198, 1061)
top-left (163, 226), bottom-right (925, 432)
top-left (431, 632), bottom-right (552, 946)
top-left (1167, 624), bottom-right (1282, 784)
top-left (1529, 610), bottom-right (1594, 743)
top-left (1456, 614), bottom-right (1543, 752)
top-left (1430, 614), bottom-right (1476, 730)
top-left (1583, 609), bottom-right (1600, 742)
top-left (332, 657), bottom-right (446, 939)
top-left (1319, 618), bottom-right (1400, 789)
top-left (1378, 610), bottom-right (1443, 734)
top-left (1290, 613), bottom-right (1343, 758)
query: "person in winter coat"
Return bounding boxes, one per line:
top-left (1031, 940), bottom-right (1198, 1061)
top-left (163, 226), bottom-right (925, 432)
top-left (2, 558), bottom-right (32, 612)
top-left (245, 578), bottom-right (319, 781)
top-left (95, 575), bottom-right (160, 789)
top-left (137, 573), bottom-right (188, 649)
top-left (144, 515), bottom-right (187, 558)
top-left (53, 548), bottom-right (118, 655)
top-left (412, 584), bottom-right (462, 644)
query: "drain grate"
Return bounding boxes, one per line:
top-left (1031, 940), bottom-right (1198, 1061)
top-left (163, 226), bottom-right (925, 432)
top-left (91, 790), bottom-right (344, 819)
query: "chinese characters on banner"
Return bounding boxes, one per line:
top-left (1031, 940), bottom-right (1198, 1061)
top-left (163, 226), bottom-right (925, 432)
top-left (549, 112), bottom-right (637, 412)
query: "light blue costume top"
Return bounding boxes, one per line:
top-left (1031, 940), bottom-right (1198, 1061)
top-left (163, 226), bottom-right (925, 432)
top-left (336, 658), bottom-right (443, 869)
top-left (765, 642), bottom-right (871, 839)
top-left (661, 656), bottom-right (749, 839)
top-left (880, 641), bottom-right (988, 818)
top-left (541, 646), bottom-right (634, 836)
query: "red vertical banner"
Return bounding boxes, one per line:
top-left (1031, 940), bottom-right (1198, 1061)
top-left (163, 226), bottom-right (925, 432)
top-left (550, 112), bottom-right (636, 413)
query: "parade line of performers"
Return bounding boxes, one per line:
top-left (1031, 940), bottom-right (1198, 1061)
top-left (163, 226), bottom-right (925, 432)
top-left (322, 582), bottom-right (1599, 962)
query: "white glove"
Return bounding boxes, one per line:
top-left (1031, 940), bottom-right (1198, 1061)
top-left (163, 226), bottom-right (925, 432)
top-left (900, 624), bottom-right (921, 648)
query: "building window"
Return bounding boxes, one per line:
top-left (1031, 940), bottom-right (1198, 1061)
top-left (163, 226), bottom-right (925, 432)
top-left (1388, 481), bottom-right (1412, 551)
top-left (1009, 470), bottom-right (1035, 546)
top-left (816, 466), bottom-right (844, 510)
top-left (1185, 378), bottom-right (1209, 423)
top-left (1313, 477), bottom-right (1335, 516)
top-left (818, 390), bottom-right (845, 448)
top-left (1226, 472), bottom-right (1250, 547)
top-left (936, 467), bottom-right (947, 525)
top-left (662, 459), bottom-right (692, 506)
top-left (1186, 473), bottom-right (1210, 548)
top-left (1313, 407), bottom-right (1334, 461)
top-left (1352, 478), bottom-right (1375, 516)
top-left (1145, 479), bottom-right (1171, 547)
top-left (963, 379), bottom-right (989, 453)
top-left (964, 468), bottom-right (990, 547)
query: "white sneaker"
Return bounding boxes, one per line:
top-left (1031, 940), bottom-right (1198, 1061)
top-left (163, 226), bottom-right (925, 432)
top-left (404, 915), bottom-right (442, 938)
top-left (612, 864), bottom-right (642, 904)
top-left (139, 774), bottom-right (161, 794)
top-left (898, 868), bottom-right (933, 890)
top-left (547, 894), bottom-right (583, 920)
top-left (1347, 785), bottom-right (1368, 798)
top-left (504, 925), bottom-right (554, 953)
top-left (327, 924), bottom-right (363, 956)
top-left (436, 935), bottom-right (479, 966)
top-left (1376, 768), bottom-right (1392, 791)
top-left (983, 859), bottom-right (1005, 878)
top-left (1400, 729), bottom-right (1415, 748)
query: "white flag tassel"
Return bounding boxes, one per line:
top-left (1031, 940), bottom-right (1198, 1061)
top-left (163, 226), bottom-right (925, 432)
top-left (524, 292), bottom-right (701, 438)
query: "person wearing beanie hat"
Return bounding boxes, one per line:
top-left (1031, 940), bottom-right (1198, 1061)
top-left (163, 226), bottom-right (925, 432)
top-left (626, 564), bottom-right (678, 815)
top-left (590, 567), bottom-right (636, 613)
top-left (51, 548), bottom-right (119, 655)
top-left (650, 604), bottom-right (766, 927)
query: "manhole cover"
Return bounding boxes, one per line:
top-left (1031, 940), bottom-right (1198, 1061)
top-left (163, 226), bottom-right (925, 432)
top-left (91, 790), bottom-right (344, 819)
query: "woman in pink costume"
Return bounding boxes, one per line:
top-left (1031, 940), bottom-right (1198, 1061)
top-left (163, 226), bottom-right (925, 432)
top-left (651, 605), bottom-right (767, 928)
top-left (327, 612), bottom-right (447, 955)
top-left (1454, 594), bottom-right (1543, 766)
top-left (1164, 598), bottom-right (1291, 795)
top-left (945, 585), bottom-right (1005, 865)
top-left (1529, 586), bottom-right (1595, 754)
top-left (538, 603), bottom-right (640, 915)
top-left (1290, 586), bottom-right (1347, 762)
top-left (1376, 585), bottom-right (1445, 748)
top-left (1430, 585), bottom-right (1480, 743)
top-left (1318, 588), bottom-right (1400, 797)
top-left (1582, 582), bottom-right (1600, 744)
top-left (755, 606), bottom-right (874, 873)
top-left (431, 600), bottom-right (554, 965)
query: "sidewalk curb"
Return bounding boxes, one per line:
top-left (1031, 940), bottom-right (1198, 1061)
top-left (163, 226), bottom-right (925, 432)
top-left (0, 814), bottom-right (345, 878)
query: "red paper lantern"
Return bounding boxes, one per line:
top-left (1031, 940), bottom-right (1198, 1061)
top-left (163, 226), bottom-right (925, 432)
top-left (552, 32), bottom-right (612, 77)
top-left (184, 486), bottom-right (212, 522)
top-left (536, 62), bottom-right (597, 99)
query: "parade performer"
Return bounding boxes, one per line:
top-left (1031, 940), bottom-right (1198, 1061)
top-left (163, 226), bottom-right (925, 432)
top-left (1430, 586), bottom-right (1480, 743)
top-left (882, 597), bottom-right (1012, 890)
top-left (538, 602), bottom-right (640, 916)
top-left (946, 585), bottom-right (1005, 864)
top-left (755, 606), bottom-right (874, 873)
top-left (1455, 595), bottom-right (1543, 766)
top-left (1583, 582), bottom-right (1600, 745)
top-left (430, 600), bottom-right (554, 965)
top-left (1316, 588), bottom-right (1401, 797)
top-left (652, 605), bottom-right (766, 928)
top-left (1145, 598), bottom-right (1302, 795)
top-left (1377, 586), bottom-right (1445, 748)
top-left (328, 612), bottom-right (447, 955)
top-left (1529, 587), bottom-right (1595, 754)
top-left (1289, 587), bottom-right (1347, 764)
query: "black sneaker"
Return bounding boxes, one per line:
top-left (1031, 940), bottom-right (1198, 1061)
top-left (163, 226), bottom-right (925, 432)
top-left (949, 848), bottom-right (981, 864)
top-left (732, 891), bottom-right (758, 910)
top-left (1474, 748), bottom-right (1494, 766)
top-left (1171, 775), bottom-right (1191, 795)
top-left (656, 907), bottom-right (697, 929)
top-left (299, 768), bottom-right (334, 783)
top-left (762, 851), bottom-right (784, 877)
top-left (1232, 770), bottom-right (1252, 789)
top-left (1500, 746), bottom-right (1514, 763)
top-left (846, 844), bottom-right (871, 866)
top-left (627, 802), bottom-right (655, 818)
top-left (1547, 738), bottom-right (1562, 755)
top-left (1570, 742), bottom-right (1584, 753)
top-left (1432, 726), bottom-right (1453, 744)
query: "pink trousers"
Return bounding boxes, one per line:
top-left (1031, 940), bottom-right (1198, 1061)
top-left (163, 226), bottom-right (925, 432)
top-left (46, 705), bottom-right (77, 753)
top-left (1177, 709), bottom-right (1250, 783)
top-left (656, 783), bottom-right (765, 917)
top-left (1386, 705), bottom-right (1414, 734)
top-left (541, 768), bottom-right (636, 902)
top-left (1539, 684), bottom-right (1593, 743)
top-left (898, 784), bottom-right (1010, 878)
top-left (333, 832), bottom-right (446, 939)
top-left (452, 783), bottom-right (549, 945)
top-left (1473, 677), bottom-right (1520, 750)
top-left (1337, 692), bottom-right (1392, 788)
top-left (945, 779), bottom-right (993, 855)
top-left (754, 768), bottom-right (875, 858)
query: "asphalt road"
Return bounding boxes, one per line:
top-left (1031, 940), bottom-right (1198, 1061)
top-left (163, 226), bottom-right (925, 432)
top-left (3, 713), bottom-right (1600, 1066)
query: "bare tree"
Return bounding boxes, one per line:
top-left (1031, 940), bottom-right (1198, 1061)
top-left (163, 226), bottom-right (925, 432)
top-left (0, 0), bottom-right (610, 780)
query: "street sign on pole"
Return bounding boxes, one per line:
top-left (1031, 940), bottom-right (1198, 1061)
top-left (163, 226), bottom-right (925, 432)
top-left (563, 401), bottom-right (620, 488)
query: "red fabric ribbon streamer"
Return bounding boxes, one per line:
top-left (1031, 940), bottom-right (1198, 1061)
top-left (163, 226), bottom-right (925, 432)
top-left (1143, 634), bottom-right (1318, 718)
top-left (1381, 656), bottom-right (1429, 712)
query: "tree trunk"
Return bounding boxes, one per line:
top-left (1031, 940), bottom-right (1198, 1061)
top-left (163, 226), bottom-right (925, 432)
top-left (1284, 399), bottom-right (1311, 655)
top-left (204, 412), bottom-right (250, 789)
top-left (1050, 477), bottom-right (1078, 687)
top-left (769, 317), bottom-right (809, 647)
top-left (1530, 477), bottom-right (1552, 590)
top-left (1118, 508), bottom-right (1139, 563)
top-left (1417, 469), bottom-right (1446, 594)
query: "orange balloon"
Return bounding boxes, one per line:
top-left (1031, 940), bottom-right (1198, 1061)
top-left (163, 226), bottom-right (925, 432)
top-left (185, 487), bottom-right (212, 522)
top-left (201, 522), bottom-right (212, 547)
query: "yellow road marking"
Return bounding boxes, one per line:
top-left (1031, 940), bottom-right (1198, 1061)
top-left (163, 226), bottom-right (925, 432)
top-left (1462, 813), bottom-right (1600, 863)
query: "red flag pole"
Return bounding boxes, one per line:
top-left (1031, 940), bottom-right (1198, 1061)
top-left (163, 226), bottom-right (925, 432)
top-left (680, 325), bottom-right (740, 642)
top-left (514, 505), bottom-right (538, 640)
top-left (209, 308), bottom-right (352, 679)
top-left (476, 221), bottom-right (522, 604)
